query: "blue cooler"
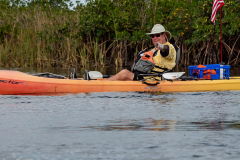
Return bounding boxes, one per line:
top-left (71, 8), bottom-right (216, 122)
top-left (188, 64), bottom-right (230, 80)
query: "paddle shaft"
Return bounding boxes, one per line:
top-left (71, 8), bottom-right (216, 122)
top-left (102, 73), bottom-right (163, 78)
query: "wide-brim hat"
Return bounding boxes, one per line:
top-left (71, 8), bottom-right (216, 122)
top-left (146, 24), bottom-right (171, 40)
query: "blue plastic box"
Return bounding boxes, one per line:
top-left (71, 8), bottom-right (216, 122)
top-left (188, 64), bottom-right (231, 80)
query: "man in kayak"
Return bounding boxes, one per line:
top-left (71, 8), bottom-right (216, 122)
top-left (103, 24), bottom-right (177, 81)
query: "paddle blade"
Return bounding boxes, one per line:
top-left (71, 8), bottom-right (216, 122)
top-left (162, 72), bottom-right (185, 80)
top-left (89, 71), bottom-right (103, 79)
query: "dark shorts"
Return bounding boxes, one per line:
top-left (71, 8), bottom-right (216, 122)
top-left (133, 71), bottom-right (144, 81)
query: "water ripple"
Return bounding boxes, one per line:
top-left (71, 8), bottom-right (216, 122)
top-left (1, 91), bottom-right (240, 159)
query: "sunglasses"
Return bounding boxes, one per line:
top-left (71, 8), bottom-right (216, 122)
top-left (150, 33), bottom-right (163, 38)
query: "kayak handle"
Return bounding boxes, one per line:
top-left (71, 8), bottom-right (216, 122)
top-left (142, 81), bottom-right (160, 86)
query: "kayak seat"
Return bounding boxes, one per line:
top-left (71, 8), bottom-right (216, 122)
top-left (172, 44), bottom-right (180, 65)
top-left (169, 37), bottom-right (180, 65)
top-left (175, 47), bottom-right (180, 65)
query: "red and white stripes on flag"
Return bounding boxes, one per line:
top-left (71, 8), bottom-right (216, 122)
top-left (211, 0), bottom-right (225, 23)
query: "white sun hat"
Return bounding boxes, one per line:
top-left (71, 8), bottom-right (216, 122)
top-left (146, 24), bottom-right (171, 40)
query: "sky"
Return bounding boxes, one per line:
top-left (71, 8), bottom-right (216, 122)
top-left (70, 0), bottom-right (86, 8)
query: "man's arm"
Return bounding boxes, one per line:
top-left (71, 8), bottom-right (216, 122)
top-left (155, 43), bottom-right (169, 57)
top-left (160, 45), bottom-right (169, 57)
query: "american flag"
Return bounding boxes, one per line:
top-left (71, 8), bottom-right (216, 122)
top-left (211, 0), bottom-right (225, 23)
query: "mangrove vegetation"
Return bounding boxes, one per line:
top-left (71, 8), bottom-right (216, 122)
top-left (0, 0), bottom-right (240, 68)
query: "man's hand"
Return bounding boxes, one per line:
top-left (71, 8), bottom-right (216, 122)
top-left (155, 43), bottom-right (165, 50)
top-left (156, 43), bottom-right (169, 53)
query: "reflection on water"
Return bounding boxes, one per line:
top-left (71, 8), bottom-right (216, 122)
top-left (83, 119), bottom-right (177, 131)
top-left (77, 119), bottom-right (240, 131)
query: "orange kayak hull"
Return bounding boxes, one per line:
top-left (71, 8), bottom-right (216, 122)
top-left (0, 70), bottom-right (240, 95)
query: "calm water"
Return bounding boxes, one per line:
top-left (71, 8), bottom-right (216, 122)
top-left (0, 68), bottom-right (240, 160)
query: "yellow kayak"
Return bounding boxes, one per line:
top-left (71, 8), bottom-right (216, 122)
top-left (0, 70), bottom-right (239, 95)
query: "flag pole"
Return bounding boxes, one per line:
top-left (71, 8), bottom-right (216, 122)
top-left (211, 0), bottom-right (225, 63)
top-left (220, 7), bottom-right (223, 62)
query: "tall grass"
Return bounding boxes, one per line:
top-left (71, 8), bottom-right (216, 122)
top-left (0, 0), bottom-right (240, 68)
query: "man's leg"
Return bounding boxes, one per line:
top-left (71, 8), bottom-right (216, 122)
top-left (106, 69), bottom-right (134, 81)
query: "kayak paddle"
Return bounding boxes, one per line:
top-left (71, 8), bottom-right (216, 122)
top-left (88, 71), bottom-right (185, 80)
